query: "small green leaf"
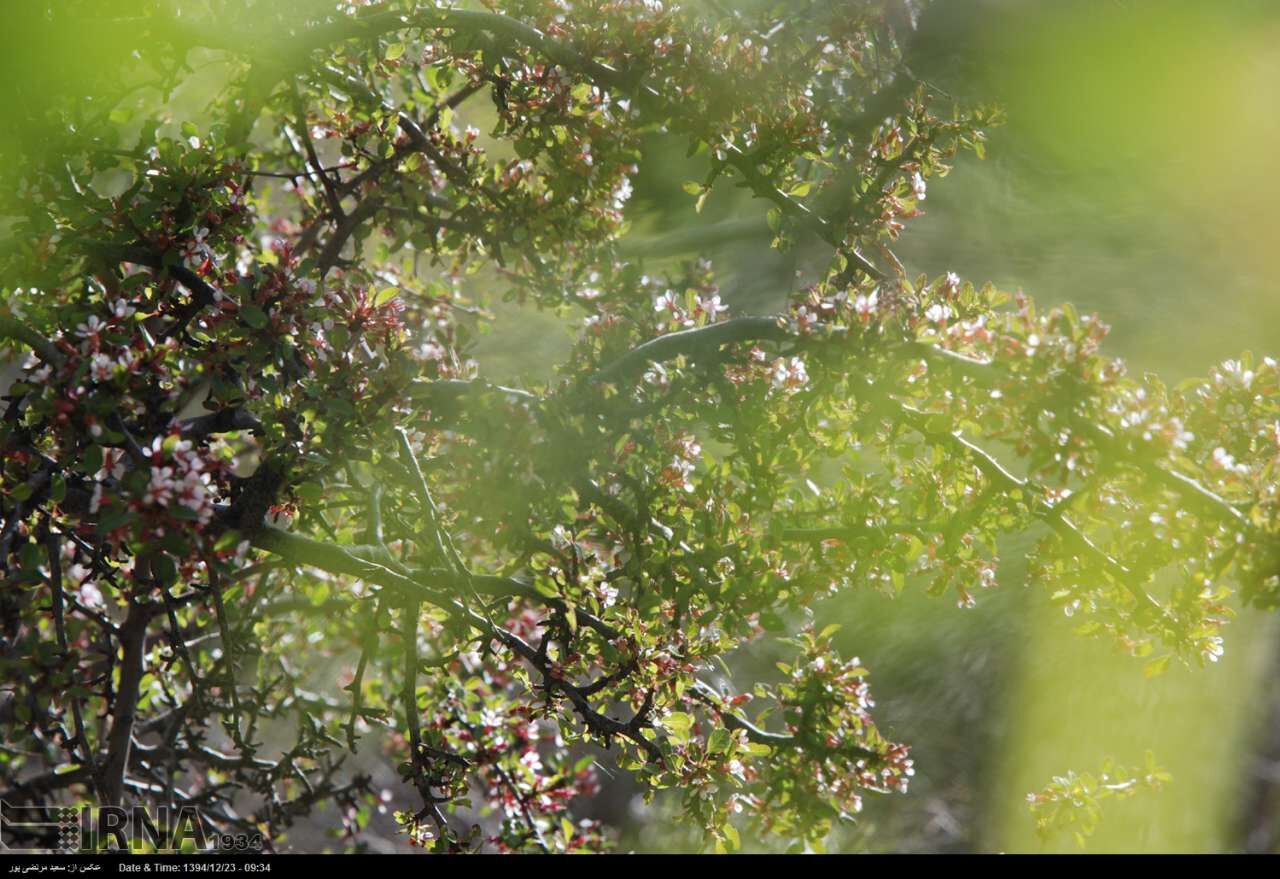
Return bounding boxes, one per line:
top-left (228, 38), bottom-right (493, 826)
top-left (707, 728), bottom-right (733, 755)
top-left (663, 711), bottom-right (693, 744)
top-left (1143, 655), bottom-right (1173, 678)
top-left (722, 823), bottom-right (740, 851)
top-left (240, 303), bottom-right (268, 329)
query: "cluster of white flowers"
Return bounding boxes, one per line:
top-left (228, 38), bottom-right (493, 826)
top-left (1108, 388), bottom-right (1196, 451)
top-left (108, 298), bottom-right (136, 320)
top-left (576, 275), bottom-right (602, 302)
top-left (663, 456), bottom-right (696, 492)
top-left (57, 542), bottom-right (106, 610)
top-left (89, 348), bottom-right (140, 382)
top-left (139, 436), bottom-right (220, 526)
top-left (949, 314), bottom-right (993, 346)
top-left (415, 337), bottom-right (448, 362)
top-left (674, 434), bottom-right (701, 460)
top-left (75, 315), bottom-right (107, 339)
top-left (642, 361), bottom-right (670, 389)
top-left (1215, 358), bottom-right (1255, 390)
top-left (549, 524), bottom-right (576, 551)
top-left (768, 356), bottom-right (809, 393)
top-left (852, 289), bottom-right (878, 324)
top-left (1201, 634), bottom-right (1225, 663)
top-left (400, 427), bottom-right (431, 455)
top-left (183, 226), bottom-right (212, 267)
top-left (21, 351), bottom-right (53, 385)
top-left (610, 175), bottom-right (634, 211)
top-left (923, 302), bottom-right (950, 325)
top-left (791, 304), bottom-right (819, 334)
top-left (653, 290), bottom-right (727, 330)
top-left (595, 580), bottom-right (619, 609)
top-left (911, 171), bottom-right (927, 201)
top-left (1210, 446), bottom-right (1249, 477)
top-left (660, 434), bottom-right (703, 493)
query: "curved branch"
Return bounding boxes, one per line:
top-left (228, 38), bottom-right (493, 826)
top-left (179, 407), bottom-right (265, 439)
top-left (0, 314), bottom-right (64, 365)
top-left (689, 681), bottom-right (878, 760)
top-left (591, 316), bottom-right (789, 385)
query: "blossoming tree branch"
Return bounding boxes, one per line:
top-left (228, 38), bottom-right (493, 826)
top-left (1, 0), bottom-right (1276, 853)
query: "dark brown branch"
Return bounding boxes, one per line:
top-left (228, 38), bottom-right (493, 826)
top-left (89, 243), bottom-right (223, 339)
top-left (471, 608), bottom-right (662, 764)
top-left (317, 196), bottom-right (382, 275)
top-left (179, 407), bottom-right (264, 439)
top-left (243, 522), bottom-right (653, 761)
top-left (401, 598), bottom-right (440, 820)
top-left (101, 602), bottom-right (151, 806)
top-left (0, 766), bottom-right (92, 802)
top-left (43, 528), bottom-right (103, 800)
top-left (690, 680), bottom-right (878, 760)
top-left (291, 90), bottom-right (344, 220)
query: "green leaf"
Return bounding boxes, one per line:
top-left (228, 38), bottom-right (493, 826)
top-left (49, 473), bottom-right (66, 504)
top-left (707, 728), bottom-right (733, 755)
top-left (1143, 655), bottom-right (1173, 678)
top-left (240, 304), bottom-right (268, 329)
top-left (152, 553), bottom-right (178, 588)
top-left (663, 711), bottom-right (693, 744)
top-left (722, 823), bottom-right (740, 851)
top-left (385, 42), bottom-right (406, 61)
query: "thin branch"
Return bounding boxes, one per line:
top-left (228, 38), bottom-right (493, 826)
top-left (43, 527), bottom-right (103, 801)
top-left (913, 342), bottom-right (1256, 534)
top-left (90, 243), bottom-right (222, 339)
top-left (317, 196), bottom-right (382, 274)
top-left (895, 403), bottom-right (1159, 610)
top-left (591, 316), bottom-right (789, 385)
top-left (178, 407), bottom-right (264, 439)
top-left (290, 90), bottom-right (344, 219)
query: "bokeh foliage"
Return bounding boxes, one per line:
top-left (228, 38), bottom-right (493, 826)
top-left (1, 0), bottom-right (1278, 854)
